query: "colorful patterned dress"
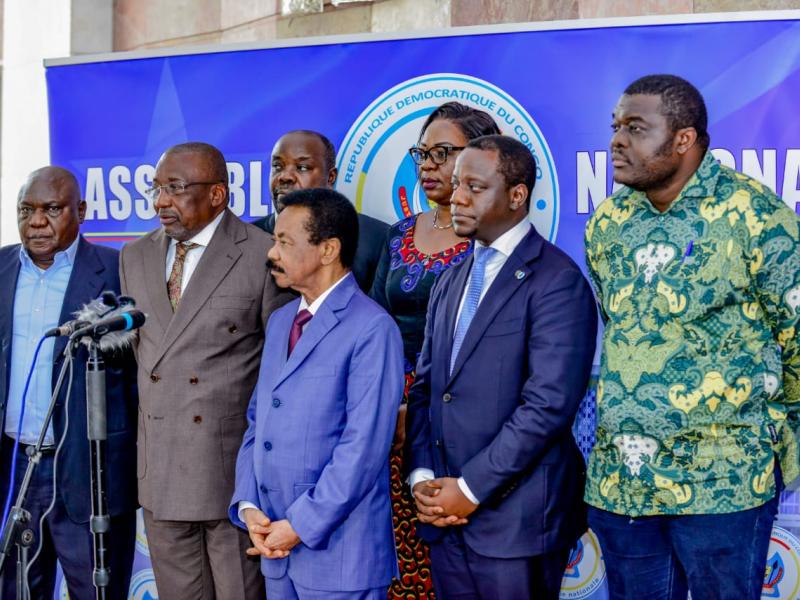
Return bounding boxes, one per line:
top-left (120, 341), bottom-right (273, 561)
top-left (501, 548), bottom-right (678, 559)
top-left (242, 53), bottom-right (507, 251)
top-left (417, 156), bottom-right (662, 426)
top-left (370, 214), bottom-right (473, 599)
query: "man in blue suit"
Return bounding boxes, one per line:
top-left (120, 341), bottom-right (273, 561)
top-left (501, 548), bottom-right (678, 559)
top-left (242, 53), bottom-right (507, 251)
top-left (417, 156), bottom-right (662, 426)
top-left (0, 167), bottom-right (137, 599)
top-left (229, 188), bottom-right (404, 599)
top-left (406, 135), bottom-right (597, 599)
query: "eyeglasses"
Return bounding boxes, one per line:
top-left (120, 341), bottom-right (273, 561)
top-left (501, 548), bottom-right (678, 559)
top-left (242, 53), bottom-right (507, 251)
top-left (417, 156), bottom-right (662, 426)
top-left (408, 145), bottom-right (465, 166)
top-left (144, 181), bottom-right (222, 200)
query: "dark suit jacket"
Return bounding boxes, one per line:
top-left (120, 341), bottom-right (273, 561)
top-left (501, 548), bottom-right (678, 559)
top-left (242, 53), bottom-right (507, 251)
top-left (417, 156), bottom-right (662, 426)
top-left (252, 211), bottom-right (389, 293)
top-left (0, 237), bottom-right (138, 522)
top-left (406, 225), bottom-right (597, 558)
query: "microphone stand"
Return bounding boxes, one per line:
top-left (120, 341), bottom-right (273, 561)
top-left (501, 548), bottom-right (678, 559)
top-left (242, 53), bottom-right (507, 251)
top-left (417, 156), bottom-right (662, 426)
top-left (0, 340), bottom-right (77, 599)
top-left (85, 338), bottom-right (109, 600)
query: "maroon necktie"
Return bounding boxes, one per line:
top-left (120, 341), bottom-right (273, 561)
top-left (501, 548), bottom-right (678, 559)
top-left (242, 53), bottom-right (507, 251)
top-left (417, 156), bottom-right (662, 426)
top-left (288, 309), bottom-right (313, 357)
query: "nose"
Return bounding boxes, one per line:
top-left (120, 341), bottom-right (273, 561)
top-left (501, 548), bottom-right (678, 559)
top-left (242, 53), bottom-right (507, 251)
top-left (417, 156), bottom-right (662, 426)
top-left (267, 243), bottom-right (279, 263)
top-left (28, 208), bottom-right (48, 227)
top-left (278, 167), bottom-right (297, 184)
top-left (153, 188), bottom-right (170, 209)
top-left (611, 127), bottom-right (627, 150)
top-left (450, 184), bottom-right (467, 207)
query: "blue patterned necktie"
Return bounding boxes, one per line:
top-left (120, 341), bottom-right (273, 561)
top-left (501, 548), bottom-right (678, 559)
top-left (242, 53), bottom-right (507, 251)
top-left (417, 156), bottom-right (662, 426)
top-left (450, 245), bottom-right (497, 375)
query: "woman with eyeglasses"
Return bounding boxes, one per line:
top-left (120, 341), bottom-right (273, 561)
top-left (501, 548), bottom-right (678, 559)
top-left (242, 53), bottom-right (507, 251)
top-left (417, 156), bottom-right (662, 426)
top-left (370, 101), bottom-right (500, 599)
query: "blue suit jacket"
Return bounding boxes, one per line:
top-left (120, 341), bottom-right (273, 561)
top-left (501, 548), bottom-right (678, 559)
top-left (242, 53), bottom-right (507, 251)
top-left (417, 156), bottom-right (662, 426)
top-left (0, 237), bottom-right (138, 522)
top-left (406, 225), bottom-right (598, 558)
top-left (229, 273), bottom-right (404, 592)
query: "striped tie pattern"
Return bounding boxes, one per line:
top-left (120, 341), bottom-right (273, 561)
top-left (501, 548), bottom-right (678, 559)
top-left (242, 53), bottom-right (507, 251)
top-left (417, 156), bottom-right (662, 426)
top-left (167, 241), bottom-right (199, 311)
top-left (450, 245), bottom-right (497, 374)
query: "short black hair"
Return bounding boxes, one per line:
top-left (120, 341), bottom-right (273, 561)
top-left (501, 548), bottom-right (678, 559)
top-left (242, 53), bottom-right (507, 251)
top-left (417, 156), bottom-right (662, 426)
top-left (280, 188), bottom-right (358, 268)
top-left (419, 101), bottom-right (501, 142)
top-left (467, 135), bottom-right (536, 207)
top-left (284, 130), bottom-right (337, 173)
top-left (624, 74), bottom-right (710, 150)
top-left (165, 141), bottom-right (229, 197)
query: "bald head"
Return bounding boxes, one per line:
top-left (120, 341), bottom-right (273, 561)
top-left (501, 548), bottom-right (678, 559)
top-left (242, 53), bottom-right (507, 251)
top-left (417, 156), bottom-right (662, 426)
top-left (163, 142), bottom-right (229, 190)
top-left (17, 166), bottom-right (86, 269)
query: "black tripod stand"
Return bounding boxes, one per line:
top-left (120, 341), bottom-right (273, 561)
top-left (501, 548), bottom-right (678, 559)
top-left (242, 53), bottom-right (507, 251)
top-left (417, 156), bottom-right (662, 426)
top-left (0, 340), bottom-right (76, 599)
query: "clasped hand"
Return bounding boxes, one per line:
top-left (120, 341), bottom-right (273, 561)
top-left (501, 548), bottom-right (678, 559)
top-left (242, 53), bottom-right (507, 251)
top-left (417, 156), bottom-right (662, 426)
top-left (412, 477), bottom-right (477, 527)
top-left (243, 508), bottom-right (301, 559)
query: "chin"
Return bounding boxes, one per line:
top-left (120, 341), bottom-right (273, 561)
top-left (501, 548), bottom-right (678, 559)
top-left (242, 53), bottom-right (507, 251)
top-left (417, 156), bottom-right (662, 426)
top-left (453, 224), bottom-right (475, 238)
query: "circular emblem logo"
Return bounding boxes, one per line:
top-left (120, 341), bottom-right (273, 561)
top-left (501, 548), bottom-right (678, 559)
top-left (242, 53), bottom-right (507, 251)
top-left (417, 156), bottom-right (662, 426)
top-left (560, 530), bottom-right (606, 599)
top-left (135, 508), bottom-right (150, 557)
top-left (763, 526), bottom-right (800, 599)
top-left (129, 568), bottom-right (159, 600)
top-left (336, 73), bottom-right (559, 242)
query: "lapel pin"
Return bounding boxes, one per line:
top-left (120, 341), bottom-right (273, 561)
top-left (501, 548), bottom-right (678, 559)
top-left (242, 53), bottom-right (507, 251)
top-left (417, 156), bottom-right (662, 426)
top-left (515, 270), bottom-right (525, 280)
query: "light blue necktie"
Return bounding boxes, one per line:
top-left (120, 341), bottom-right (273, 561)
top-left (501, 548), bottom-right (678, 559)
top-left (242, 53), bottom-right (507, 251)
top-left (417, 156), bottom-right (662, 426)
top-left (450, 245), bottom-right (497, 375)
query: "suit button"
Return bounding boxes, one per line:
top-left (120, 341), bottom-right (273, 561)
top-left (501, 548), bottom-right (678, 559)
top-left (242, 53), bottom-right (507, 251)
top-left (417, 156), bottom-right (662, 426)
top-left (150, 374), bottom-right (160, 383)
top-left (263, 441), bottom-right (272, 451)
top-left (193, 415), bottom-right (202, 424)
top-left (190, 376), bottom-right (199, 385)
top-left (259, 484), bottom-right (268, 494)
top-left (228, 324), bottom-right (238, 334)
top-left (442, 393), bottom-right (452, 403)
top-left (272, 398), bottom-right (281, 408)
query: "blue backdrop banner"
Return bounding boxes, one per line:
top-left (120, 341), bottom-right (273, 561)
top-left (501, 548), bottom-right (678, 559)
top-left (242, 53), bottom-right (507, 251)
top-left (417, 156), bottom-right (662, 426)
top-left (45, 13), bottom-right (800, 600)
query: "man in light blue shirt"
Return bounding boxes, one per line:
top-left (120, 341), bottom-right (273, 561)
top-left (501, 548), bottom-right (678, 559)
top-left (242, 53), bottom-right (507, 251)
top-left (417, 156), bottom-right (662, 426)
top-left (0, 166), bottom-right (138, 599)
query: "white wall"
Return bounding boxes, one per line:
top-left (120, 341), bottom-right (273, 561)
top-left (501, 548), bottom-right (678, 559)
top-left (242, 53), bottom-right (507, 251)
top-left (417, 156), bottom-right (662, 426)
top-left (0, 0), bottom-right (112, 245)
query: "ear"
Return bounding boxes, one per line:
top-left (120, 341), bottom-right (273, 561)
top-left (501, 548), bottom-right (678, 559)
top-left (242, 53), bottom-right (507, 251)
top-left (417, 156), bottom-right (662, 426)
top-left (508, 183), bottom-right (528, 211)
top-left (327, 168), bottom-right (338, 188)
top-left (319, 237), bottom-right (342, 266)
top-left (210, 183), bottom-right (228, 209)
top-left (675, 127), bottom-right (699, 155)
top-left (77, 200), bottom-right (87, 224)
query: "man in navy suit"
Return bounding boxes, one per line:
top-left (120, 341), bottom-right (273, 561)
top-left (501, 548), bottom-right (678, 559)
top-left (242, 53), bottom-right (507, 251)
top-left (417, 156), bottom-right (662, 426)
top-left (0, 167), bottom-right (137, 599)
top-left (251, 130), bottom-right (389, 293)
top-left (406, 135), bottom-right (597, 599)
top-left (230, 188), bottom-right (404, 599)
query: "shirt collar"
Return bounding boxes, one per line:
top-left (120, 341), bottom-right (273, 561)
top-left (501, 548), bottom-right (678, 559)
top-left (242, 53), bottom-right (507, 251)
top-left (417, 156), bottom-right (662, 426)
top-left (168, 210), bottom-right (225, 250)
top-left (620, 151), bottom-right (720, 213)
top-left (298, 272), bottom-right (351, 315)
top-left (19, 234), bottom-right (80, 271)
top-left (474, 217), bottom-right (531, 258)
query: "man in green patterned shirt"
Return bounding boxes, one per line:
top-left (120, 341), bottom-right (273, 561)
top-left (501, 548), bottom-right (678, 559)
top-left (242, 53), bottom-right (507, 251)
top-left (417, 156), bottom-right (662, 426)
top-left (584, 74), bottom-right (800, 600)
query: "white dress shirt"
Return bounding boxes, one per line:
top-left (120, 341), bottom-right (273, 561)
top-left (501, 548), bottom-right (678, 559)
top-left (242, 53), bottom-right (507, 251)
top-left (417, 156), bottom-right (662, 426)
top-left (238, 271), bottom-right (351, 521)
top-left (164, 210), bottom-right (225, 288)
top-left (410, 218), bottom-right (532, 505)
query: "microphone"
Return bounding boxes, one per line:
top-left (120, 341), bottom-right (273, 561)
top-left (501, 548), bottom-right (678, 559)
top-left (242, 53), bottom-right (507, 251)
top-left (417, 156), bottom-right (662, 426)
top-left (66, 293), bottom-right (146, 351)
top-left (44, 291), bottom-right (123, 338)
top-left (70, 311), bottom-right (146, 340)
top-left (44, 319), bottom-right (91, 338)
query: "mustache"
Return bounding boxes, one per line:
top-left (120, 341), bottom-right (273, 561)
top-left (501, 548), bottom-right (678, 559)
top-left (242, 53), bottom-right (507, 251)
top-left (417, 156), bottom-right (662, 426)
top-left (266, 259), bottom-right (284, 274)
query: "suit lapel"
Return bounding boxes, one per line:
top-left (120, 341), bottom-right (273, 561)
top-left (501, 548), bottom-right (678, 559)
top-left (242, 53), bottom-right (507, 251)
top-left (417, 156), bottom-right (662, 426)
top-left (53, 238), bottom-right (106, 360)
top-left (438, 256), bottom-right (471, 383)
top-left (142, 228), bottom-right (173, 334)
top-left (0, 249), bottom-right (21, 404)
top-left (274, 274), bottom-right (357, 389)
top-left (448, 228), bottom-right (543, 384)
top-left (155, 210), bottom-right (244, 366)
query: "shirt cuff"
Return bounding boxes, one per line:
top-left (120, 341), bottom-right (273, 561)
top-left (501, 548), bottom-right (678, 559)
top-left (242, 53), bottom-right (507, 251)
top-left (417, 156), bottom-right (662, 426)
top-left (408, 468), bottom-right (435, 490)
top-left (458, 477), bottom-right (480, 505)
top-left (237, 501), bottom-right (260, 523)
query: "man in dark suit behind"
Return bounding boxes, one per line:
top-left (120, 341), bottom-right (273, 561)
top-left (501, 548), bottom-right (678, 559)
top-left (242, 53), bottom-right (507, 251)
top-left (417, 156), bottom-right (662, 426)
top-left (0, 167), bottom-right (137, 599)
top-left (406, 135), bottom-right (597, 599)
top-left (252, 130), bottom-right (388, 293)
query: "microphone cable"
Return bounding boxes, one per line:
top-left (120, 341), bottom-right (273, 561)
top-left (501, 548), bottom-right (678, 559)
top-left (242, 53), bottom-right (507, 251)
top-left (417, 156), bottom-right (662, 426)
top-left (0, 334), bottom-right (47, 538)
